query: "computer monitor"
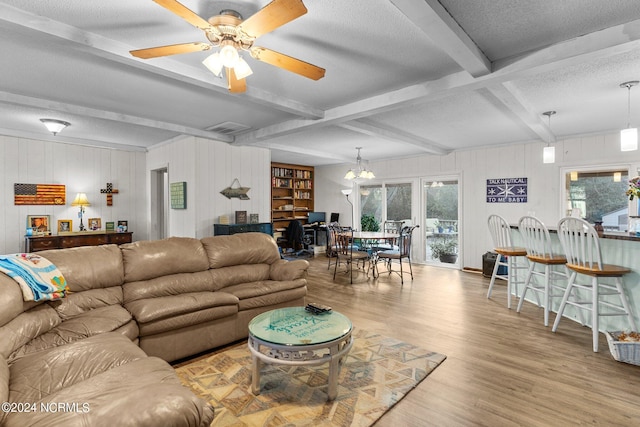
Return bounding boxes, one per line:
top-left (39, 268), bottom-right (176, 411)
top-left (307, 212), bottom-right (326, 224)
top-left (330, 212), bottom-right (339, 223)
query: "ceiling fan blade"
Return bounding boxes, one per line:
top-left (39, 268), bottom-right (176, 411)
top-left (130, 42), bottom-right (210, 59)
top-left (227, 68), bottom-right (247, 93)
top-left (240, 0), bottom-right (307, 38)
top-left (153, 0), bottom-right (220, 34)
top-left (250, 47), bottom-right (325, 80)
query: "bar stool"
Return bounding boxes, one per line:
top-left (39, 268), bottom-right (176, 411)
top-left (552, 217), bottom-right (638, 352)
top-left (516, 216), bottom-right (568, 326)
top-left (487, 214), bottom-right (529, 309)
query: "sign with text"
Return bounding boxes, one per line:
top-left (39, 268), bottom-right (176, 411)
top-left (486, 177), bottom-right (528, 203)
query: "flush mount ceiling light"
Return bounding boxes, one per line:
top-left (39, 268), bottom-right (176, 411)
top-left (130, 0), bottom-right (325, 93)
top-left (620, 81), bottom-right (639, 152)
top-left (344, 147), bottom-right (375, 181)
top-left (40, 119), bottom-right (70, 136)
top-left (542, 111), bottom-right (556, 164)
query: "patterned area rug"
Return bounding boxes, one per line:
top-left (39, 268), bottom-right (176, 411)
top-left (175, 329), bottom-right (446, 426)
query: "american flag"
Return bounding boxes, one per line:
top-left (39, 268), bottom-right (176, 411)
top-left (14, 183), bottom-right (66, 205)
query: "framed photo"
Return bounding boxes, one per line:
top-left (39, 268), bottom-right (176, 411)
top-left (235, 211), bottom-right (247, 224)
top-left (88, 218), bottom-right (101, 231)
top-left (170, 181), bottom-right (187, 209)
top-left (57, 219), bottom-right (73, 234)
top-left (105, 221), bottom-right (115, 232)
top-left (27, 215), bottom-right (51, 234)
top-left (249, 213), bottom-right (259, 224)
top-left (117, 220), bottom-right (128, 232)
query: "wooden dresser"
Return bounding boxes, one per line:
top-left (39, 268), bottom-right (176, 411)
top-left (25, 232), bottom-right (133, 252)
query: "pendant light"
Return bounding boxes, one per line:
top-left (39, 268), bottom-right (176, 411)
top-left (542, 111), bottom-right (556, 164)
top-left (620, 81), bottom-right (638, 152)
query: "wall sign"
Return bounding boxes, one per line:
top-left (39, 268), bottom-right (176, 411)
top-left (486, 177), bottom-right (528, 203)
top-left (14, 183), bottom-right (65, 205)
top-left (170, 181), bottom-right (187, 209)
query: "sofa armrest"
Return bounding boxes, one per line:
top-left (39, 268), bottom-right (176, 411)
top-left (269, 259), bottom-right (309, 281)
top-left (0, 354), bottom-right (8, 405)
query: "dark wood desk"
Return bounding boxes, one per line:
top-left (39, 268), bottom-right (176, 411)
top-left (25, 232), bottom-right (133, 252)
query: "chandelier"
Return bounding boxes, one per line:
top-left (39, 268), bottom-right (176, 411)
top-left (344, 147), bottom-right (375, 180)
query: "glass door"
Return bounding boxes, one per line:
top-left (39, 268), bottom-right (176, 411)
top-left (423, 177), bottom-right (460, 268)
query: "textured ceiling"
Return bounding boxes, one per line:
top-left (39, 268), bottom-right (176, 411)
top-left (1, 0), bottom-right (640, 165)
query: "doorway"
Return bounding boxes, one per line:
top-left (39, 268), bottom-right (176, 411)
top-left (423, 176), bottom-right (460, 268)
top-left (150, 167), bottom-right (168, 240)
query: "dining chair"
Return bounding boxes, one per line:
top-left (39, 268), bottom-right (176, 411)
top-left (373, 220), bottom-right (405, 252)
top-left (487, 214), bottom-right (529, 309)
top-left (375, 225), bottom-right (419, 285)
top-left (552, 217), bottom-right (638, 352)
top-left (333, 227), bottom-right (369, 284)
top-left (516, 216), bottom-right (568, 326)
top-left (326, 222), bottom-right (342, 270)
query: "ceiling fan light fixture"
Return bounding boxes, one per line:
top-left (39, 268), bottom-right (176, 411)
top-left (202, 52), bottom-right (223, 76)
top-left (219, 43), bottom-right (239, 68)
top-left (40, 118), bottom-right (70, 136)
top-left (234, 57), bottom-right (253, 80)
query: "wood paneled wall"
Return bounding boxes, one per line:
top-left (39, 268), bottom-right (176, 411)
top-left (0, 135), bottom-right (146, 254)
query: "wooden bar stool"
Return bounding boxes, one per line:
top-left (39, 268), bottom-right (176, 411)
top-left (516, 216), bottom-right (568, 326)
top-left (552, 217), bottom-right (638, 352)
top-left (487, 214), bottom-right (529, 309)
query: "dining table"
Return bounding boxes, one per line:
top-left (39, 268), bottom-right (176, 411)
top-left (345, 231), bottom-right (400, 278)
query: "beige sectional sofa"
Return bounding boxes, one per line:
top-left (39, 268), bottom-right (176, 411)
top-left (0, 232), bottom-right (308, 427)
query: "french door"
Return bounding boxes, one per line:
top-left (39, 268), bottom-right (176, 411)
top-left (423, 176), bottom-right (460, 268)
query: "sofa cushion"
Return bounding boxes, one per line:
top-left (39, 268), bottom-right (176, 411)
top-left (10, 305), bottom-right (134, 360)
top-left (137, 305), bottom-right (239, 336)
top-left (0, 354), bottom-right (8, 407)
top-left (125, 291), bottom-right (239, 324)
top-left (39, 245), bottom-right (124, 291)
top-left (8, 333), bottom-right (147, 403)
top-left (0, 274), bottom-right (26, 328)
top-left (121, 237), bottom-right (209, 282)
top-left (208, 264), bottom-right (271, 291)
top-left (222, 279), bottom-right (307, 311)
top-left (48, 287), bottom-right (123, 320)
top-left (269, 259), bottom-right (309, 281)
top-left (201, 233), bottom-right (280, 268)
top-left (0, 304), bottom-right (60, 361)
top-left (4, 357), bottom-right (214, 427)
top-left (122, 271), bottom-right (214, 303)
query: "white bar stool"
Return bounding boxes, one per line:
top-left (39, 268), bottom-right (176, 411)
top-left (552, 217), bottom-right (638, 352)
top-left (487, 214), bottom-right (529, 309)
top-left (516, 216), bottom-right (568, 326)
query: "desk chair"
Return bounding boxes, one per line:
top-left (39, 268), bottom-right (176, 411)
top-left (552, 217), bottom-right (638, 352)
top-left (376, 225), bottom-right (419, 285)
top-left (516, 216), bottom-right (568, 326)
top-left (487, 214), bottom-right (529, 309)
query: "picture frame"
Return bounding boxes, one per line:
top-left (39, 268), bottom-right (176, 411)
top-left (57, 219), bottom-right (73, 234)
top-left (88, 218), bottom-right (101, 231)
top-left (249, 213), bottom-right (259, 224)
top-left (235, 211), bottom-right (247, 224)
top-left (105, 221), bottom-right (115, 232)
top-left (170, 181), bottom-right (187, 209)
top-left (117, 220), bottom-right (128, 232)
top-left (27, 215), bottom-right (51, 235)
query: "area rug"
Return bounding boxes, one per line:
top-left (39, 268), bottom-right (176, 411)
top-left (175, 329), bottom-right (446, 426)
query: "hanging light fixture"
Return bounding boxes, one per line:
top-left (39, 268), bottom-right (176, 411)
top-left (620, 81), bottom-right (638, 152)
top-left (40, 119), bottom-right (70, 136)
top-left (200, 11), bottom-right (252, 81)
top-left (542, 111), bottom-right (556, 164)
top-left (344, 147), bottom-right (375, 181)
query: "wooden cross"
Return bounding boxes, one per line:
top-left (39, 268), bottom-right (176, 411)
top-left (100, 182), bottom-right (119, 206)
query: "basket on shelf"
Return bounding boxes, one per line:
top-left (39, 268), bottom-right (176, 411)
top-left (606, 331), bottom-right (640, 366)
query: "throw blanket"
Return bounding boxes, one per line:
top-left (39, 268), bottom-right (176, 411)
top-left (0, 253), bottom-right (68, 301)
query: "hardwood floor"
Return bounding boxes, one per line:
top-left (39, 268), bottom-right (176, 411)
top-left (308, 257), bottom-right (640, 426)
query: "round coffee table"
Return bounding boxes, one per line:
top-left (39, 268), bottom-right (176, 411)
top-left (248, 306), bottom-right (353, 400)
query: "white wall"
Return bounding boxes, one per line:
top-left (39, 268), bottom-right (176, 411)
top-left (0, 135), bottom-right (147, 254)
top-left (315, 132), bottom-right (640, 269)
top-left (147, 136), bottom-right (271, 239)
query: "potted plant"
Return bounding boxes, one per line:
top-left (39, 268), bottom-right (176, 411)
top-left (429, 236), bottom-right (458, 263)
top-left (360, 214), bottom-right (380, 232)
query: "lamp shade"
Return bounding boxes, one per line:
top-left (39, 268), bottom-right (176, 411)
top-left (71, 193), bottom-right (91, 207)
top-left (341, 189), bottom-right (353, 196)
top-left (202, 52), bottom-right (223, 76)
top-left (234, 57), bottom-right (253, 79)
top-left (621, 127), bottom-right (638, 151)
top-left (219, 44), bottom-right (239, 68)
top-left (543, 146), bottom-right (555, 164)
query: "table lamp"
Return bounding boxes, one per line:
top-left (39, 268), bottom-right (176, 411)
top-left (71, 193), bottom-right (91, 231)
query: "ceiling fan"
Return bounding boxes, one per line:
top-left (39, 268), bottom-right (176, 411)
top-left (130, 0), bottom-right (325, 93)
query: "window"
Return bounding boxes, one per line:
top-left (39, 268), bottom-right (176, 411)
top-left (565, 168), bottom-right (629, 230)
top-left (359, 182), bottom-right (412, 230)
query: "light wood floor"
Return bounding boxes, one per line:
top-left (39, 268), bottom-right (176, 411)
top-left (308, 257), bottom-right (640, 426)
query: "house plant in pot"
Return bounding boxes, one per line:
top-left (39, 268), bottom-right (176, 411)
top-left (429, 236), bottom-right (458, 263)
